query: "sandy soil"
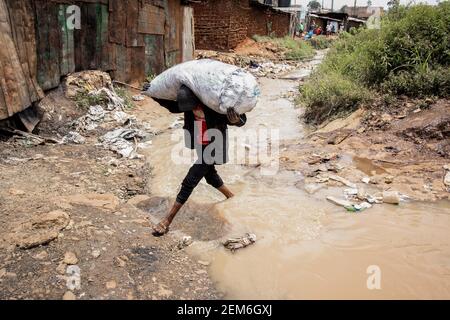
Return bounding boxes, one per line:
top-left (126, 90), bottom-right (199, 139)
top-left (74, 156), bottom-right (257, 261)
top-left (0, 91), bottom-right (222, 300)
top-left (281, 98), bottom-right (450, 202)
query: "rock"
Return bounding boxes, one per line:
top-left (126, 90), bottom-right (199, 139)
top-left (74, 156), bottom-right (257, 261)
top-left (8, 210), bottom-right (70, 249)
top-left (385, 175), bottom-right (394, 184)
top-left (64, 252), bottom-right (79, 265)
top-left (0, 268), bottom-right (6, 279)
top-left (9, 188), bottom-right (26, 196)
top-left (33, 251), bottom-right (49, 261)
top-left (362, 177), bottom-right (371, 184)
top-left (61, 193), bottom-right (120, 211)
top-left (92, 250), bottom-right (101, 259)
top-left (56, 263), bottom-right (67, 275)
top-left (65, 70), bottom-right (112, 99)
top-left (327, 129), bottom-right (353, 145)
top-left (444, 165), bottom-right (450, 188)
top-left (106, 280), bottom-right (117, 289)
top-left (127, 195), bottom-right (150, 206)
top-left (114, 257), bottom-right (126, 268)
top-left (383, 191), bottom-right (401, 205)
top-left (198, 260), bottom-right (210, 267)
top-left (63, 291), bottom-right (77, 300)
top-left (304, 183), bottom-right (323, 194)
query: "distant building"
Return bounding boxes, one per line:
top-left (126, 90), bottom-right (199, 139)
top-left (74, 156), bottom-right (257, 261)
top-left (340, 5), bottom-right (384, 19)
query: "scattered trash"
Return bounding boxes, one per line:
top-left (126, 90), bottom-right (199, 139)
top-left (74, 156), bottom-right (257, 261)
top-left (223, 233), bottom-right (257, 252)
top-left (329, 175), bottom-right (357, 189)
top-left (362, 177), bottom-right (371, 184)
top-left (62, 132), bottom-right (86, 145)
top-left (326, 196), bottom-right (354, 208)
top-left (177, 236), bottom-right (193, 250)
top-left (327, 196), bottom-right (372, 213)
top-left (100, 128), bottom-right (146, 159)
top-left (132, 94), bottom-right (145, 102)
top-left (444, 165), bottom-right (450, 190)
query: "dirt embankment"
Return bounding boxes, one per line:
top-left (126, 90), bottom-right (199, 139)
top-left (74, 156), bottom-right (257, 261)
top-left (0, 74), bottom-right (222, 300)
top-left (282, 97), bottom-right (450, 202)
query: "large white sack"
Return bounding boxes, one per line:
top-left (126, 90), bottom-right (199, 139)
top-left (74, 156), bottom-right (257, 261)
top-left (144, 59), bottom-right (260, 115)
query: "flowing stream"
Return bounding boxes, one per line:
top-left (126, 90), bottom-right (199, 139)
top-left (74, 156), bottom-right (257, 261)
top-left (144, 53), bottom-right (450, 299)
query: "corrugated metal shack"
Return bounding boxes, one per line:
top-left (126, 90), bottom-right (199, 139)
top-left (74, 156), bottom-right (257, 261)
top-left (0, 0), bottom-right (194, 121)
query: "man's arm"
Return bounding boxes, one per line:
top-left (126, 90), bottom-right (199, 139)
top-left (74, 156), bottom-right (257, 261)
top-left (152, 98), bottom-right (183, 114)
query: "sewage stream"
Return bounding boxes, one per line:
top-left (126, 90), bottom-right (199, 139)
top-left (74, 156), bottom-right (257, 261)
top-left (144, 53), bottom-right (450, 299)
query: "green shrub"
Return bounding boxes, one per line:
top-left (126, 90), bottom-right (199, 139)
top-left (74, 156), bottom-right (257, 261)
top-left (301, 72), bottom-right (372, 125)
top-left (381, 66), bottom-right (450, 97)
top-left (299, 3), bottom-right (450, 124)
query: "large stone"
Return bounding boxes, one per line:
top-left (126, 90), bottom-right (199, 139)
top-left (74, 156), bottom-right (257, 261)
top-left (63, 252), bottom-right (78, 265)
top-left (59, 193), bottom-right (120, 211)
top-left (8, 210), bottom-right (70, 249)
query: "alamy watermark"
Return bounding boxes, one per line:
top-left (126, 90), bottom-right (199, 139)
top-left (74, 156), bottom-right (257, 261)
top-left (366, 265), bottom-right (382, 290)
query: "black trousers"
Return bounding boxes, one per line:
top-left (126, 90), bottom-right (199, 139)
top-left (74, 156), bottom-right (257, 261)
top-left (176, 146), bottom-right (224, 205)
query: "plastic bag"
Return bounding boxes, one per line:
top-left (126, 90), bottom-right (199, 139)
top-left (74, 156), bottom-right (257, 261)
top-left (144, 59), bottom-right (260, 115)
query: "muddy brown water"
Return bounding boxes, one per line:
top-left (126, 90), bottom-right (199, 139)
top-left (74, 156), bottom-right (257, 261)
top-left (144, 56), bottom-right (450, 299)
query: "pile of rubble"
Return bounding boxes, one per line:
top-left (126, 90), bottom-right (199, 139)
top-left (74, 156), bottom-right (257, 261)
top-left (63, 71), bottom-right (153, 159)
top-left (195, 50), bottom-right (302, 79)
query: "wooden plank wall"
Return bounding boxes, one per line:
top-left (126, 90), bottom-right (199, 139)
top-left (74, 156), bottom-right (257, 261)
top-left (0, 0), bottom-right (191, 120)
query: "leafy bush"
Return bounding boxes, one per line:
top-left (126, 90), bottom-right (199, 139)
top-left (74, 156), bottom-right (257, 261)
top-left (299, 3), bottom-right (450, 125)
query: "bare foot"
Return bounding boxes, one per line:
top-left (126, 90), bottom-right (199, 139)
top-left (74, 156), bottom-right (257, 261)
top-left (152, 219), bottom-right (171, 237)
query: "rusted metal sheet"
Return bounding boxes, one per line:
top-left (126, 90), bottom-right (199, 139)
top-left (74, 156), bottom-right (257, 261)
top-left (0, 0), bottom-right (43, 120)
top-left (165, 0), bottom-right (182, 68)
top-left (138, 3), bottom-right (166, 35)
top-left (144, 35), bottom-right (165, 76)
top-left (126, 0), bottom-right (144, 47)
top-left (59, 4), bottom-right (76, 76)
top-left (35, 0), bottom-right (62, 91)
top-left (108, 0), bottom-right (126, 45)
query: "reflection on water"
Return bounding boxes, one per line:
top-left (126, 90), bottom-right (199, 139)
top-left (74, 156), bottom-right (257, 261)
top-left (144, 67), bottom-right (450, 299)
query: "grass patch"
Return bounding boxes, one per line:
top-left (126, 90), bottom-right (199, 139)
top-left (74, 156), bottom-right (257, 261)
top-left (252, 35), bottom-right (315, 61)
top-left (114, 86), bottom-right (135, 110)
top-left (74, 91), bottom-right (109, 110)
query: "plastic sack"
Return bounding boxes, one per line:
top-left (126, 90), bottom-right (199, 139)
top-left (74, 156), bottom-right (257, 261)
top-left (144, 59), bottom-right (260, 115)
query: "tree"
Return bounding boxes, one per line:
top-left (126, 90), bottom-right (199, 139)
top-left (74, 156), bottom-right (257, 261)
top-left (308, 0), bottom-right (321, 11)
top-left (367, 0), bottom-right (372, 6)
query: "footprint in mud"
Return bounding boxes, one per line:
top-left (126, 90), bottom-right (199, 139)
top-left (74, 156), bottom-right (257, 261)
top-left (137, 197), bottom-right (230, 242)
